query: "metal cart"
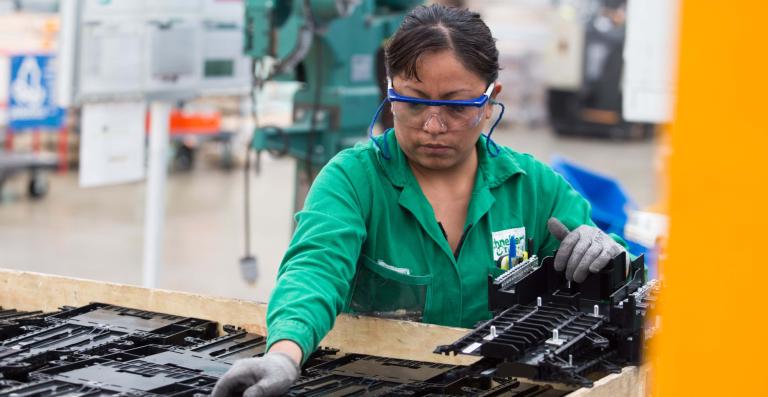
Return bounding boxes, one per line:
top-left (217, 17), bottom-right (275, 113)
top-left (0, 150), bottom-right (57, 199)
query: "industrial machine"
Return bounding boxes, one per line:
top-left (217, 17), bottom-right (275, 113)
top-left (243, 0), bottom-right (420, 210)
top-left (0, 151), bottom-right (55, 199)
top-left (239, 0), bottom-right (421, 282)
top-left (545, 0), bottom-right (654, 138)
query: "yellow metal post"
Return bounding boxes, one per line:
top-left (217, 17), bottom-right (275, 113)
top-left (653, 1), bottom-right (768, 395)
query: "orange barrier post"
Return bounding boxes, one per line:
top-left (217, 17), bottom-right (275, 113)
top-left (652, 1), bottom-right (768, 395)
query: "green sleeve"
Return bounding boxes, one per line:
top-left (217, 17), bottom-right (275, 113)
top-left (265, 151), bottom-right (369, 362)
top-left (535, 160), bottom-right (627, 258)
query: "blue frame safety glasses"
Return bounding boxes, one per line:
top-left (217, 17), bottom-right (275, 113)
top-left (368, 78), bottom-right (504, 160)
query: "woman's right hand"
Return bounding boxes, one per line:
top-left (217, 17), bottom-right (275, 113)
top-left (212, 340), bottom-right (302, 397)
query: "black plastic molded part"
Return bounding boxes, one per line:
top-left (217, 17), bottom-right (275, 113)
top-left (187, 327), bottom-right (267, 363)
top-left (0, 308), bottom-right (46, 321)
top-left (438, 253), bottom-right (659, 387)
top-left (292, 354), bottom-right (572, 396)
top-left (305, 354), bottom-right (459, 384)
top-left (0, 323), bottom-right (131, 381)
top-left (489, 252), bottom-right (635, 313)
top-left (0, 301), bottom-right (579, 395)
top-left (288, 372), bottom-right (568, 396)
top-left (0, 308), bottom-right (53, 342)
top-left (302, 346), bottom-right (343, 372)
top-left (0, 379), bottom-right (119, 397)
top-left (0, 303), bottom-right (218, 381)
top-left (51, 303), bottom-right (218, 341)
top-left (54, 359), bottom-right (218, 393)
top-left (288, 372), bottom-right (403, 396)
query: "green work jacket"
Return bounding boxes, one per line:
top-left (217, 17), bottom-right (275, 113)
top-left (266, 131), bottom-right (613, 360)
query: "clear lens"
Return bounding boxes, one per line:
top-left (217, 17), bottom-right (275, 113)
top-left (391, 101), bottom-right (485, 131)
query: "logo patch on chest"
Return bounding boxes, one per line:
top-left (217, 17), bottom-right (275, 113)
top-left (491, 227), bottom-right (526, 261)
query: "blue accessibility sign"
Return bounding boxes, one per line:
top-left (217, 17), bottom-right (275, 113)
top-left (8, 54), bottom-right (65, 130)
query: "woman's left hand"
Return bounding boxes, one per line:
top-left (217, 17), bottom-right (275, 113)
top-left (547, 217), bottom-right (625, 283)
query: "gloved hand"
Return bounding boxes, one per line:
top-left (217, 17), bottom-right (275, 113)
top-left (547, 217), bottom-right (625, 283)
top-left (211, 352), bottom-right (300, 397)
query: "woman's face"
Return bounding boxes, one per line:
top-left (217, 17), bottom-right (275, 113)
top-left (392, 50), bottom-right (498, 173)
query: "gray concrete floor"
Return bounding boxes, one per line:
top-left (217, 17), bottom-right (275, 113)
top-left (0, 154), bottom-right (295, 303)
top-left (0, 126), bottom-right (658, 304)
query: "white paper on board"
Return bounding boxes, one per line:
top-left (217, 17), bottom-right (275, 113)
top-left (79, 101), bottom-right (146, 187)
top-left (623, 0), bottom-right (680, 123)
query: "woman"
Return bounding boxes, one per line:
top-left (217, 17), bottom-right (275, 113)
top-left (213, 5), bottom-right (626, 396)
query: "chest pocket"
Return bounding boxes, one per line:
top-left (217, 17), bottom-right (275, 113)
top-left (346, 255), bottom-right (433, 322)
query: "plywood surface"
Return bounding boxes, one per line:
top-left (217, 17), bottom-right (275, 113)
top-left (569, 366), bottom-right (649, 397)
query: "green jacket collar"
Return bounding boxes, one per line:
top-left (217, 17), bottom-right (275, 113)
top-left (374, 130), bottom-right (527, 190)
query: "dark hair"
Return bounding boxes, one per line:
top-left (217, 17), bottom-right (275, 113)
top-left (385, 5), bottom-right (499, 85)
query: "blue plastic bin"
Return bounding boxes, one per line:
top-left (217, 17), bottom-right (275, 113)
top-left (550, 156), bottom-right (657, 273)
top-left (550, 155), bottom-right (635, 239)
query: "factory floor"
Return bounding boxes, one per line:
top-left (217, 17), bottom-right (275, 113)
top-left (0, 126), bottom-right (659, 303)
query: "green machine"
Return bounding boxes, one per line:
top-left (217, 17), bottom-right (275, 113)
top-left (238, 1), bottom-right (420, 282)
top-left (243, 0), bottom-right (421, 210)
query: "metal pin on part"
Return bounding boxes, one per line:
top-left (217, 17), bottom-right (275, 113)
top-left (567, 280), bottom-right (571, 289)
top-left (490, 326), bottom-right (497, 339)
top-left (537, 297), bottom-right (542, 307)
top-left (569, 354), bottom-right (573, 366)
top-left (593, 304), bottom-right (600, 317)
top-left (546, 327), bottom-right (565, 346)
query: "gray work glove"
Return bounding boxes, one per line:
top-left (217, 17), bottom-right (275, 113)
top-left (211, 352), bottom-right (300, 397)
top-left (547, 217), bottom-right (624, 283)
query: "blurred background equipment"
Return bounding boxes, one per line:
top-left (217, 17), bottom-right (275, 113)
top-left (1, 53), bottom-right (61, 201)
top-left (622, 0), bottom-right (678, 124)
top-left (0, 151), bottom-right (55, 199)
top-left (545, 0), bottom-right (654, 139)
top-left (57, 0), bottom-right (253, 288)
top-left (544, 0), bottom-right (678, 278)
top-left (244, 0), bottom-right (421, 212)
top-left (56, 0), bottom-right (251, 105)
top-left (550, 154), bottom-right (664, 277)
top-left (0, 0), bottom-right (663, 305)
top-left (239, 0), bottom-right (421, 283)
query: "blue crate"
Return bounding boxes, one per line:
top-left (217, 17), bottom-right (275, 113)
top-left (550, 155), bottom-right (636, 240)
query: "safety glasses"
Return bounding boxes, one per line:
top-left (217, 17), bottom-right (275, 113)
top-left (369, 78), bottom-right (504, 159)
top-left (387, 79), bottom-right (495, 132)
